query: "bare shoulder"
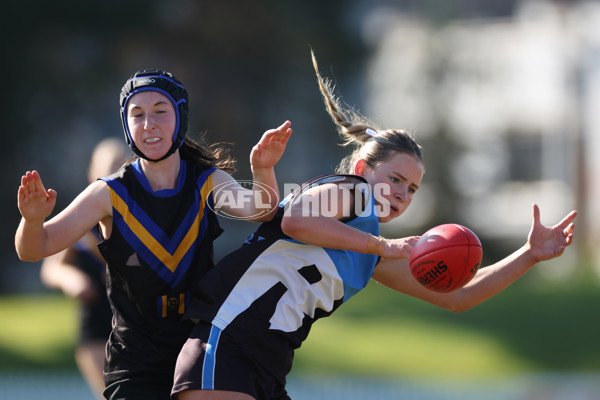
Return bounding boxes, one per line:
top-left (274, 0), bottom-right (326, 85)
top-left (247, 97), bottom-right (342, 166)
top-left (74, 180), bottom-right (113, 217)
top-left (211, 168), bottom-right (235, 187)
top-left (86, 179), bottom-right (111, 199)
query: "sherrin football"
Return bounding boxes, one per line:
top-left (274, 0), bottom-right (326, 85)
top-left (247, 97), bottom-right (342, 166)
top-left (409, 224), bottom-right (483, 293)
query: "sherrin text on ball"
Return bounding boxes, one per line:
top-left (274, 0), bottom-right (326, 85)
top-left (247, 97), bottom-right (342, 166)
top-left (409, 224), bottom-right (483, 293)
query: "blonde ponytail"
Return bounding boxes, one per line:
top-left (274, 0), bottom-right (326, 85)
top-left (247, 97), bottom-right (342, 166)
top-left (311, 50), bottom-right (376, 146)
top-left (311, 49), bottom-right (423, 175)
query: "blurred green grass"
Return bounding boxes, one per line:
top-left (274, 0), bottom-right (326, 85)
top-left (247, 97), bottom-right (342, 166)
top-left (0, 278), bottom-right (598, 376)
top-left (0, 294), bottom-right (78, 370)
top-left (291, 278), bottom-right (599, 378)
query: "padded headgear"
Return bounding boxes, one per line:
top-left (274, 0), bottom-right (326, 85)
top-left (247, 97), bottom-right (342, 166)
top-left (120, 69), bottom-right (188, 162)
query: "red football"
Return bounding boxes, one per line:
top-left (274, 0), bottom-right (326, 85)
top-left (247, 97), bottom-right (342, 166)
top-left (409, 224), bottom-right (483, 293)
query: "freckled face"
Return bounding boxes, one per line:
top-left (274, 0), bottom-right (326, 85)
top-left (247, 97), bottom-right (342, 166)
top-left (126, 91), bottom-right (176, 160)
top-left (359, 152), bottom-right (424, 223)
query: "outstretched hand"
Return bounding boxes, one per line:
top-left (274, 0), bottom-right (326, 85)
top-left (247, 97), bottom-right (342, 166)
top-left (17, 170), bottom-right (57, 222)
top-left (250, 120), bottom-right (292, 171)
top-left (527, 204), bottom-right (577, 262)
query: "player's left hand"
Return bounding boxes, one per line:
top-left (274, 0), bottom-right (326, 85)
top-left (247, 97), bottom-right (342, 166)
top-left (527, 203), bottom-right (577, 262)
top-left (250, 120), bottom-right (292, 171)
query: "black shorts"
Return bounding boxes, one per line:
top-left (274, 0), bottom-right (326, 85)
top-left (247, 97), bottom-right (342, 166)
top-left (104, 374), bottom-right (173, 400)
top-left (172, 321), bottom-right (291, 400)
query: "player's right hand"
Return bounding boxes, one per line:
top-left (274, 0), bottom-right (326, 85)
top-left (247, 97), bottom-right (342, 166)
top-left (382, 236), bottom-right (420, 260)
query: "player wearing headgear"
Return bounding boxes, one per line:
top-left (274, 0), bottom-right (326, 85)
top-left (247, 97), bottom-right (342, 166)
top-left (15, 68), bottom-right (292, 400)
top-left (120, 69), bottom-right (189, 162)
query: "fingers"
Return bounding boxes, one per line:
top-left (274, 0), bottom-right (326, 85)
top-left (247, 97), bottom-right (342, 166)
top-left (563, 222), bottom-right (575, 245)
top-left (274, 120), bottom-right (291, 134)
top-left (33, 170), bottom-right (49, 196)
top-left (17, 184), bottom-right (26, 202)
top-left (556, 210), bottom-right (578, 229)
top-left (253, 143), bottom-right (263, 156)
top-left (565, 234), bottom-right (574, 247)
top-left (47, 188), bottom-right (57, 201)
top-left (277, 120), bottom-right (291, 131)
top-left (532, 204), bottom-right (578, 232)
top-left (531, 203), bottom-right (541, 227)
top-left (20, 171), bottom-right (34, 195)
top-left (385, 236), bottom-right (419, 259)
top-left (565, 222), bottom-right (575, 235)
top-left (263, 121), bottom-right (292, 144)
top-left (406, 235), bottom-right (420, 246)
top-left (280, 126), bottom-right (292, 144)
top-left (551, 210), bottom-right (577, 248)
top-left (19, 170), bottom-right (51, 199)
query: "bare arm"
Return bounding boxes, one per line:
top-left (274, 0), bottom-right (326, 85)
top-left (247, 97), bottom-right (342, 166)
top-left (372, 204), bottom-right (577, 312)
top-left (212, 121), bottom-right (292, 222)
top-left (16, 171), bottom-right (112, 261)
top-left (249, 120), bottom-right (292, 221)
top-left (40, 229), bottom-right (105, 303)
top-left (40, 245), bottom-right (101, 304)
top-left (281, 183), bottom-right (418, 259)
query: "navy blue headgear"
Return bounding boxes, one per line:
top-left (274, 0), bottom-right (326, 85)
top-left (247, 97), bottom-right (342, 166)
top-left (119, 69), bottom-right (188, 162)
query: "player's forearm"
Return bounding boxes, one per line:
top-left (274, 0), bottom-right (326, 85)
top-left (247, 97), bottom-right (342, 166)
top-left (449, 244), bottom-right (536, 311)
top-left (15, 218), bottom-right (48, 261)
top-left (281, 212), bottom-right (375, 254)
top-left (249, 167), bottom-right (280, 221)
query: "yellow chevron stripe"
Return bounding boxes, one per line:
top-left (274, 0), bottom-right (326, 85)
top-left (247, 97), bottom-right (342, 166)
top-left (108, 173), bottom-right (213, 273)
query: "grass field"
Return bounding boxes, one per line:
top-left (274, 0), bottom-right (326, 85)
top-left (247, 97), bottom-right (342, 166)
top-left (0, 277), bottom-right (598, 378)
top-left (292, 280), bottom-right (600, 378)
top-left (0, 294), bottom-right (78, 370)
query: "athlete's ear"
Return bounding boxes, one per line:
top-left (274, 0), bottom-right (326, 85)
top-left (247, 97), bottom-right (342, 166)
top-left (354, 159), bottom-right (367, 176)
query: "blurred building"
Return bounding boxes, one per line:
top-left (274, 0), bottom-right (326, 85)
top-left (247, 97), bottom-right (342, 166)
top-left (357, 0), bottom-right (599, 278)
